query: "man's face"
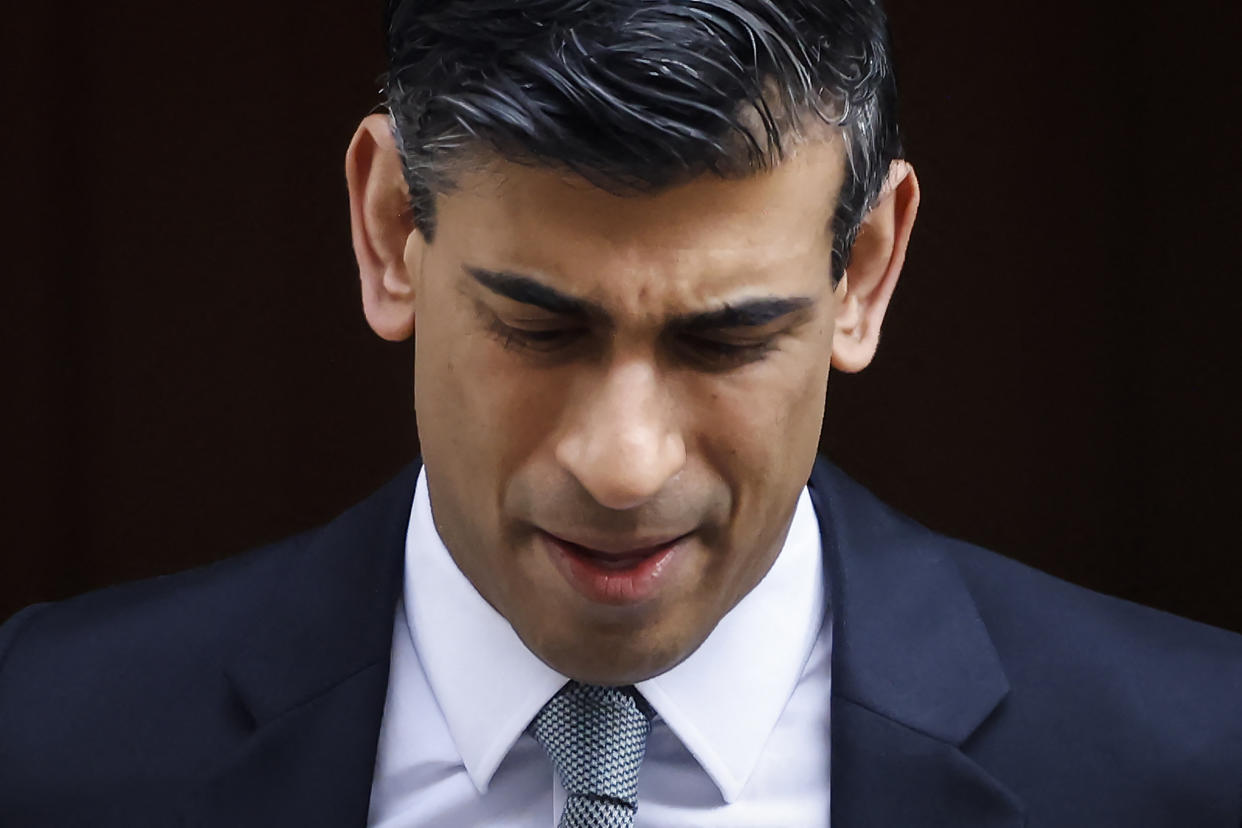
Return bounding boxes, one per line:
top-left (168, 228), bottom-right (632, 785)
top-left (408, 137), bottom-right (847, 684)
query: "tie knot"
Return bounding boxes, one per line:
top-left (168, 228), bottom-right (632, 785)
top-left (530, 682), bottom-right (655, 826)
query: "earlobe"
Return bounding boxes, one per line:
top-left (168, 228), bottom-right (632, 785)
top-left (831, 160), bottom-right (920, 373)
top-left (345, 113), bottom-right (422, 342)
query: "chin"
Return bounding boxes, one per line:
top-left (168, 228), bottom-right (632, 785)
top-left (555, 660), bottom-right (667, 687)
top-left (533, 624), bottom-right (701, 686)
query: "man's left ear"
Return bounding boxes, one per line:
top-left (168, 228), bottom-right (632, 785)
top-left (831, 159), bottom-right (920, 373)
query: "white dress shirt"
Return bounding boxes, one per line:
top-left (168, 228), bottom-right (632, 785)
top-left (368, 466), bottom-right (832, 826)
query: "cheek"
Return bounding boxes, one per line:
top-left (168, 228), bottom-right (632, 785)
top-left (689, 345), bottom-right (828, 464)
top-left (420, 323), bottom-right (570, 476)
top-left (415, 304), bottom-right (504, 474)
top-left (686, 346), bottom-right (828, 566)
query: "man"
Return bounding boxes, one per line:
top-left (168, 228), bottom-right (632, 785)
top-left (1, 0), bottom-right (1240, 825)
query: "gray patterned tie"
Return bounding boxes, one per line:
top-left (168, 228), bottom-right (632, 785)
top-left (530, 681), bottom-right (656, 828)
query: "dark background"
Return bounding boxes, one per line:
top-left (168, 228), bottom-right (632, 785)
top-left (3, 2), bottom-right (1240, 629)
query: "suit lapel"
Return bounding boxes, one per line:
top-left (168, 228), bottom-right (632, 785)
top-left (830, 697), bottom-right (1025, 827)
top-left (809, 458), bottom-right (1026, 827)
top-left (180, 459), bottom-right (422, 828)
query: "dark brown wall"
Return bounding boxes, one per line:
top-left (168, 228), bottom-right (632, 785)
top-left (3, 2), bottom-right (1240, 629)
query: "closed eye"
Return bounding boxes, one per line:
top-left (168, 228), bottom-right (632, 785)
top-left (675, 334), bottom-right (776, 368)
top-left (485, 320), bottom-right (585, 352)
top-left (487, 319), bottom-right (776, 368)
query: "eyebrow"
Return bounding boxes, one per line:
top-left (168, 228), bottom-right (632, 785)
top-left (465, 266), bottom-right (815, 330)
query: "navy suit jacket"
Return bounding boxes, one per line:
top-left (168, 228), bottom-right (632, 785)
top-left (2, 456), bottom-right (1241, 826)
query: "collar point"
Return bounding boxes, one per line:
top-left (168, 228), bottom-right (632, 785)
top-left (464, 763), bottom-right (493, 796)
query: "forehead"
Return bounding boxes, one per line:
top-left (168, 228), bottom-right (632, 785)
top-left (433, 135), bottom-right (847, 305)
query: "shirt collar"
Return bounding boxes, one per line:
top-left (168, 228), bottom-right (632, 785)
top-left (405, 466), bottom-right (826, 802)
top-left (636, 484), bottom-right (824, 801)
top-left (404, 467), bottom-right (567, 793)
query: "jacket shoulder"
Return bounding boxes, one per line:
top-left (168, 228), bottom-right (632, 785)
top-left (0, 459), bottom-right (419, 819)
top-left (0, 528), bottom-right (318, 777)
top-left (814, 458), bottom-right (1242, 820)
top-left (814, 458), bottom-right (1242, 686)
top-left (947, 539), bottom-right (1242, 820)
top-left (945, 536), bottom-right (1242, 695)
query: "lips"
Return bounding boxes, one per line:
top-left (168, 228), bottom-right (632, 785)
top-left (551, 535), bottom-right (683, 566)
top-left (541, 530), bottom-right (690, 605)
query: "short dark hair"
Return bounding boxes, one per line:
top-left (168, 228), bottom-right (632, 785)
top-left (382, 0), bottom-right (902, 283)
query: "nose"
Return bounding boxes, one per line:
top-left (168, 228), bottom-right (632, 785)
top-left (554, 357), bottom-right (687, 511)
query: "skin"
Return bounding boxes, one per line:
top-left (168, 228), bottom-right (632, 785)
top-left (346, 114), bottom-right (919, 685)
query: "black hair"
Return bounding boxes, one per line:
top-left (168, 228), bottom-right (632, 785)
top-left (382, 0), bottom-right (901, 283)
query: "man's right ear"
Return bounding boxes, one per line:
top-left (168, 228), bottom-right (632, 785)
top-left (345, 113), bottom-right (423, 342)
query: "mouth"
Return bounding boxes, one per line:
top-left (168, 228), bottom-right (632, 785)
top-left (540, 530), bottom-right (692, 606)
